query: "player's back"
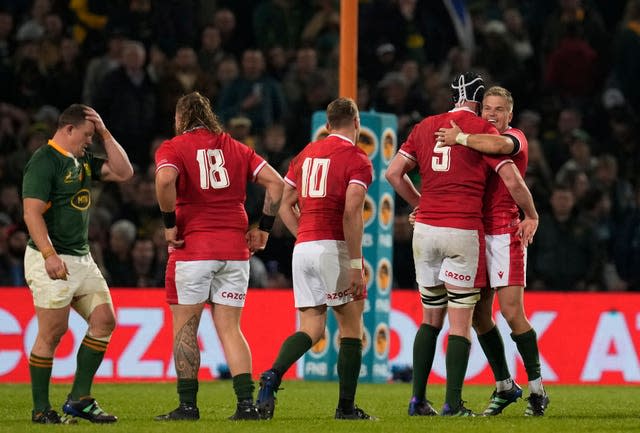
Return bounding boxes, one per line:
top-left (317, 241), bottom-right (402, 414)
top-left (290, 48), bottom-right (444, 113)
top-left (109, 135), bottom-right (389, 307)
top-left (483, 126), bottom-right (529, 232)
top-left (399, 107), bottom-right (500, 229)
top-left (156, 128), bottom-right (265, 259)
top-left (286, 134), bottom-right (372, 243)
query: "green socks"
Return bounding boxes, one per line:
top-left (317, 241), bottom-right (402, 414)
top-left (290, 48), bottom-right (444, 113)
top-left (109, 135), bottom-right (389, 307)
top-left (70, 335), bottom-right (108, 399)
top-left (337, 337), bottom-right (362, 412)
top-left (178, 378), bottom-right (199, 405)
top-left (412, 324), bottom-right (440, 400)
top-left (512, 328), bottom-right (542, 381)
top-left (232, 373), bottom-right (255, 402)
top-left (444, 335), bottom-right (471, 410)
top-left (29, 354), bottom-right (53, 412)
top-left (478, 326), bottom-right (511, 381)
top-left (272, 331), bottom-right (313, 377)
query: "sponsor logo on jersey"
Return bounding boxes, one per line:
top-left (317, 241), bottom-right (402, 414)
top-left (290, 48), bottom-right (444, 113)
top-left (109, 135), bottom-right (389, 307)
top-left (70, 188), bottom-right (91, 210)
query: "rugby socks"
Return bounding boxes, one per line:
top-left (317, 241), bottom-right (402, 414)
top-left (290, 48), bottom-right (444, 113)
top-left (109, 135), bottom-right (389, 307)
top-left (232, 373), bottom-right (255, 402)
top-left (70, 335), bottom-right (108, 399)
top-left (478, 326), bottom-right (511, 384)
top-left (178, 378), bottom-right (199, 405)
top-left (272, 331), bottom-right (313, 378)
top-left (337, 337), bottom-right (362, 413)
top-left (412, 324), bottom-right (440, 400)
top-left (29, 353), bottom-right (53, 412)
top-left (511, 329), bottom-right (544, 394)
top-left (511, 329), bottom-right (541, 381)
top-left (444, 335), bottom-right (471, 410)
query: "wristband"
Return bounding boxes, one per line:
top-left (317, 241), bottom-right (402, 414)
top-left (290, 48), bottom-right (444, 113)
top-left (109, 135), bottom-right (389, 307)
top-left (161, 211), bottom-right (176, 229)
top-left (455, 132), bottom-right (470, 146)
top-left (349, 258), bottom-right (363, 270)
top-left (258, 214), bottom-right (276, 233)
top-left (41, 247), bottom-right (56, 260)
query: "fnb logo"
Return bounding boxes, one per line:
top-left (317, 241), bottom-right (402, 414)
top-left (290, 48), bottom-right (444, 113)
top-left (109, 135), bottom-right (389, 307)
top-left (220, 291), bottom-right (245, 300)
top-left (444, 270), bottom-right (471, 281)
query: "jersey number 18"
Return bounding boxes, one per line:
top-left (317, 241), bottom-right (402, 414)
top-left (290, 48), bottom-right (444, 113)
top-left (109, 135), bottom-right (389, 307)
top-left (196, 148), bottom-right (230, 189)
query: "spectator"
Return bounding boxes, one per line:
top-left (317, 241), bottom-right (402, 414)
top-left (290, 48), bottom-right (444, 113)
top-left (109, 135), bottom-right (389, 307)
top-left (82, 29), bottom-right (125, 105)
top-left (0, 224), bottom-right (27, 286)
top-left (197, 24), bottom-right (225, 79)
top-left (613, 183), bottom-right (640, 290)
top-left (104, 219), bottom-right (136, 287)
top-left (613, 0), bottom-right (640, 112)
top-left (216, 49), bottom-right (287, 134)
top-left (555, 129), bottom-right (598, 184)
top-left (93, 40), bottom-right (157, 167)
top-left (130, 237), bottom-right (163, 287)
top-left (528, 184), bottom-right (602, 291)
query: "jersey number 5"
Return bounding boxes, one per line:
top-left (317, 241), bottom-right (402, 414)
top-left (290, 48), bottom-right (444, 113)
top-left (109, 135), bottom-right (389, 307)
top-left (431, 142), bottom-right (451, 172)
top-left (196, 148), bottom-right (230, 189)
top-left (301, 157), bottom-right (330, 197)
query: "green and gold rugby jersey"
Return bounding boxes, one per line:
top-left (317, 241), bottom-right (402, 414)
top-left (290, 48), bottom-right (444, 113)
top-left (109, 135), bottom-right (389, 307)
top-left (23, 140), bottom-right (105, 256)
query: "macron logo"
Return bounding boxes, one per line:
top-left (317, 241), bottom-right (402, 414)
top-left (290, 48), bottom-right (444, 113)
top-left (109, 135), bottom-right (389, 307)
top-left (498, 271), bottom-right (504, 279)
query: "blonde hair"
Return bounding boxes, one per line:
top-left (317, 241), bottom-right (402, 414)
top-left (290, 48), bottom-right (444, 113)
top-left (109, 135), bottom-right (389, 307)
top-left (484, 86), bottom-right (514, 112)
top-left (326, 97), bottom-right (358, 129)
top-left (175, 92), bottom-right (223, 135)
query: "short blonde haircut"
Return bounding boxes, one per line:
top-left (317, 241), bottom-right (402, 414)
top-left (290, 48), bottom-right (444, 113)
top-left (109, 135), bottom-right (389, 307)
top-left (484, 86), bottom-right (514, 112)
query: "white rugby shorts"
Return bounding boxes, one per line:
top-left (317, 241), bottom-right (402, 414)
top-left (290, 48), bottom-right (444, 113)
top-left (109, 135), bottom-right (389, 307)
top-left (292, 240), bottom-right (355, 308)
top-left (412, 222), bottom-right (486, 289)
top-left (166, 258), bottom-right (249, 306)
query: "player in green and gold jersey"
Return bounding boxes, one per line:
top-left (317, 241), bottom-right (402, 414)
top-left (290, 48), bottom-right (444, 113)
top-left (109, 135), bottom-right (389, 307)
top-left (22, 104), bottom-right (134, 424)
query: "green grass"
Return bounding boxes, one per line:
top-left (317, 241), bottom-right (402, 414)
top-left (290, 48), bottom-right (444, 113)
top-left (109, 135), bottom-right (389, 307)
top-left (1, 382), bottom-right (638, 433)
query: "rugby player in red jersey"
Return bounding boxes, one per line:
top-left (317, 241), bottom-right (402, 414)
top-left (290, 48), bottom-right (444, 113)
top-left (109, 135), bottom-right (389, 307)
top-left (256, 97), bottom-right (375, 420)
top-left (154, 91), bottom-right (284, 421)
top-left (386, 73), bottom-right (538, 416)
top-left (436, 86), bottom-right (548, 416)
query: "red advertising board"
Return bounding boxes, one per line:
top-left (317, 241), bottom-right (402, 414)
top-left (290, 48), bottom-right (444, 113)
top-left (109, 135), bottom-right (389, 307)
top-left (1, 288), bottom-right (639, 384)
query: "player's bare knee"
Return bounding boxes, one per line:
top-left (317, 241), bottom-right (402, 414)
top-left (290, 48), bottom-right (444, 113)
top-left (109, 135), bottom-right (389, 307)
top-left (41, 326), bottom-right (67, 348)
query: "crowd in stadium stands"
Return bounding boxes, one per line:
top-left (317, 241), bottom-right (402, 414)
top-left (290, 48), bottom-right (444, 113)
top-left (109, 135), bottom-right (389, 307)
top-left (0, 0), bottom-right (639, 291)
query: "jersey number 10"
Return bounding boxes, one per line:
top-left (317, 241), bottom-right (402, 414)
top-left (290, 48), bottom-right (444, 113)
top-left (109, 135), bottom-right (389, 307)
top-left (301, 157), bottom-right (330, 198)
top-left (196, 148), bottom-right (230, 189)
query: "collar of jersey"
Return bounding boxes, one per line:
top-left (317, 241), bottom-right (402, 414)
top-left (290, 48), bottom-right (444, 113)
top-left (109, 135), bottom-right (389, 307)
top-left (327, 133), bottom-right (354, 146)
top-left (183, 126), bottom-right (206, 134)
top-left (449, 106), bottom-right (477, 114)
top-left (48, 139), bottom-right (74, 158)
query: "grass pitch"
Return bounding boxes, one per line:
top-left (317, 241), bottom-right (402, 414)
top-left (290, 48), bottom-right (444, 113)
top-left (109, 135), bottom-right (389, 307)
top-left (1, 382), bottom-right (637, 433)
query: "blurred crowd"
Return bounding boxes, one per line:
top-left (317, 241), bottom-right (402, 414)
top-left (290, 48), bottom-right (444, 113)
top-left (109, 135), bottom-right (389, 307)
top-left (1, 0), bottom-right (640, 291)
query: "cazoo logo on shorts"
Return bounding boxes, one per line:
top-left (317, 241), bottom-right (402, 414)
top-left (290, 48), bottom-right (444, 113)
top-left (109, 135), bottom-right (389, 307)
top-left (444, 270), bottom-right (471, 281)
top-left (220, 291), bottom-right (245, 300)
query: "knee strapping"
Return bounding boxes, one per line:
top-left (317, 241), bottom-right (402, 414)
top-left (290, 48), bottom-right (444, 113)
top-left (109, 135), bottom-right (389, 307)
top-left (419, 286), bottom-right (447, 309)
top-left (447, 289), bottom-right (481, 309)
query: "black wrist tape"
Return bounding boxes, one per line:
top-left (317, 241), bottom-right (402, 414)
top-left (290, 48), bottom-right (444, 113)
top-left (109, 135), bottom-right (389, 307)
top-left (161, 211), bottom-right (176, 228)
top-left (258, 214), bottom-right (275, 232)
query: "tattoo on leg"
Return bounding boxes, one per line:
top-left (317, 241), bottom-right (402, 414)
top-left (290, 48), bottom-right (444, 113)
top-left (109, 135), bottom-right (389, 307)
top-left (174, 315), bottom-right (200, 379)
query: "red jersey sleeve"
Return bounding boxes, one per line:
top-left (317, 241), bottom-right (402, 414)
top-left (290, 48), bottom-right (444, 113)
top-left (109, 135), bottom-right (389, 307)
top-left (155, 140), bottom-right (181, 173)
top-left (349, 150), bottom-right (373, 189)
